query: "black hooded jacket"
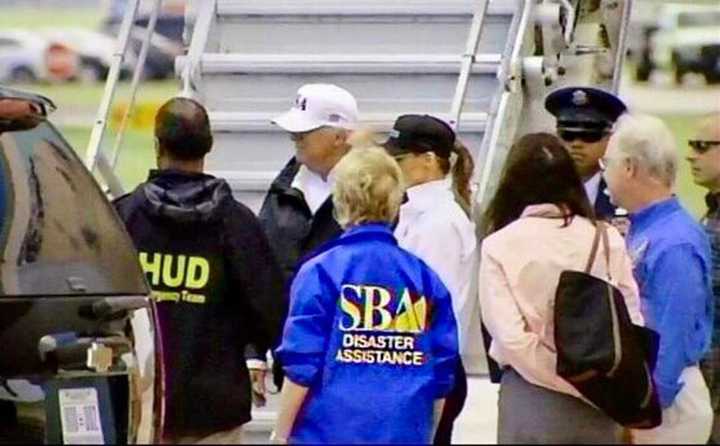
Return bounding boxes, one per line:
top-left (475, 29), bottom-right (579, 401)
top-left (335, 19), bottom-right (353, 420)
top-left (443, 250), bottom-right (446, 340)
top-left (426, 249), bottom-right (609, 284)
top-left (114, 170), bottom-right (285, 436)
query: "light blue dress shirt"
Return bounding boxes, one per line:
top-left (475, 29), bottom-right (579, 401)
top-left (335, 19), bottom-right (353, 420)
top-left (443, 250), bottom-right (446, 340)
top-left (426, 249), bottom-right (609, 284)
top-left (627, 197), bottom-right (713, 408)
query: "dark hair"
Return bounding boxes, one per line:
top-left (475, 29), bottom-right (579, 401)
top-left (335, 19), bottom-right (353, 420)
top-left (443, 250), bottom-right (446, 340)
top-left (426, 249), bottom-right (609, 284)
top-left (482, 132), bottom-right (595, 235)
top-left (437, 140), bottom-right (474, 216)
top-left (154, 97), bottom-right (213, 160)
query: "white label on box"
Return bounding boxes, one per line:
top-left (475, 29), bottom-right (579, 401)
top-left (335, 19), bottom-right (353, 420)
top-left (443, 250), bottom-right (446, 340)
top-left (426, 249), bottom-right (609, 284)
top-left (58, 387), bottom-right (105, 444)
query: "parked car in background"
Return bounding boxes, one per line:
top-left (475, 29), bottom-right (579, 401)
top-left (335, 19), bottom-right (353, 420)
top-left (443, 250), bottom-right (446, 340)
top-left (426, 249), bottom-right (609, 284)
top-left (0, 30), bottom-right (50, 83)
top-left (635, 3), bottom-right (720, 84)
top-left (101, 13), bottom-right (185, 80)
top-left (39, 28), bottom-right (133, 82)
top-left (0, 30), bottom-right (79, 84)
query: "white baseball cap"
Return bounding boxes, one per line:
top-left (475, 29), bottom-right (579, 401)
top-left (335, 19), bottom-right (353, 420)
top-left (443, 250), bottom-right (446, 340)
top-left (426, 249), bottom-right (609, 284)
top-left (272, 84), bottom-right (358, 133)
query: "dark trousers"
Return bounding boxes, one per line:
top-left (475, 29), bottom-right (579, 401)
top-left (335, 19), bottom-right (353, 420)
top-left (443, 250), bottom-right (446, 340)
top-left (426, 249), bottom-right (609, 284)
top-left (434, 360), bottom-right (467, 445)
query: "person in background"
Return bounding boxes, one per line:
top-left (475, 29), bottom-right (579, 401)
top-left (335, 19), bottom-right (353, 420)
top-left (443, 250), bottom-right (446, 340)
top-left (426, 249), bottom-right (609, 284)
top-left (272, 147), bottom-right (459, 445)
top-left (383, 114), bottom-right (478, 444)
top-left (114, 97), bottom-right (285, 443)
top-left (480, 133), bottom-right (643, 444)
top-left (687, 113), bottom-right (720, 444)
top-left (545, 86), bottom-right (627, 221)
top-left (602, 113), bottom-right (713, 444)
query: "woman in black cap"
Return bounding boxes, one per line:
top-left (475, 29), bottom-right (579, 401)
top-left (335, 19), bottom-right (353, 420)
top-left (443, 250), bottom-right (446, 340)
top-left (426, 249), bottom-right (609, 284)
top-left (383, 114), bottom-right (479, 444)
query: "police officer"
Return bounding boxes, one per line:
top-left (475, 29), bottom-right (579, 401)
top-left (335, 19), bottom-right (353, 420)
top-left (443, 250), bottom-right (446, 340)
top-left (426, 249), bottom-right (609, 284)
top-left (545, 86), bottom-right (627, 220)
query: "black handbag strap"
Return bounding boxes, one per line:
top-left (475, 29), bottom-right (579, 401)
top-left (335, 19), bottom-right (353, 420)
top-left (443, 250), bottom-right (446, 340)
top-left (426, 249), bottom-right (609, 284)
top-left (584, 222), bottom-right (613, 280)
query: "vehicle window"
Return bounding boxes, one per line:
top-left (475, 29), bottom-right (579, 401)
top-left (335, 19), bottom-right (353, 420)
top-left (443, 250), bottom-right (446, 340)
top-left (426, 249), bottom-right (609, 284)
top-left (0, 121), bottom-right (148, 297)
top-left (678, 11), bottom-right (720, 28)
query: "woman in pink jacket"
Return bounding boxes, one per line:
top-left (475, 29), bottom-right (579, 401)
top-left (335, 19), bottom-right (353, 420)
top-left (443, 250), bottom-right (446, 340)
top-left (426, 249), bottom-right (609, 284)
top-left (479, 133), bottom-right (644, 444)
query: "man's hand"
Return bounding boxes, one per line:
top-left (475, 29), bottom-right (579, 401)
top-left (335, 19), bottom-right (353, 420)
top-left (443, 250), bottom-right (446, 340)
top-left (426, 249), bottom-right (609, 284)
top-left (249, 368), bottom-right (267, 408)
top-left (0, 99), bottom-right (44, 132)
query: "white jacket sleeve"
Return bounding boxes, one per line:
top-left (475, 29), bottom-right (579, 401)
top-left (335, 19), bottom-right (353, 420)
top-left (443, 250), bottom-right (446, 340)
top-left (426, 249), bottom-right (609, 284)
top-left (398, 220), bottom-right (472, 339)
top-left (478, 248), bottom-right (582, 398)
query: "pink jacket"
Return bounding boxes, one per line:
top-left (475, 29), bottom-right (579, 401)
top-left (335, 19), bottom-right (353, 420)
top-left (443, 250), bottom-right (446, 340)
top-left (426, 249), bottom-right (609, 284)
top-left (479, 204), bottom-right (644, 398)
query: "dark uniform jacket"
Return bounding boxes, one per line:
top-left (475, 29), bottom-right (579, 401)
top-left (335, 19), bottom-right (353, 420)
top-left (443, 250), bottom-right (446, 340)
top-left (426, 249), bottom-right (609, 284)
top-left (258, 158), bottom-right (343, 289)
top-left (594, 177), bottom-right (617, 221)
top-left (114, 169), bottom-right (285, 437)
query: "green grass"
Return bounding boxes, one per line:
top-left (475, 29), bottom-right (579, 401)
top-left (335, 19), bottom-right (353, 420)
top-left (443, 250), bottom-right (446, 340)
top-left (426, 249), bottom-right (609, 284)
top-left (29, 80), bottom-right (178, 194)
top-left (0, 7), bottom-right (102, 30)
top-left (13, 80), bottom-right (180, 111)
top-left (61, 126), bottom-right (155, 193)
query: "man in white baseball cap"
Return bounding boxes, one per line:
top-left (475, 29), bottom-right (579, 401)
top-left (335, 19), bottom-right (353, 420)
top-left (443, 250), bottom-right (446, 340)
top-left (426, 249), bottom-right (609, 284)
top-left (271, 83), bottom-right (358, 181)
top-left (257, 84), bottom-right (359, 388)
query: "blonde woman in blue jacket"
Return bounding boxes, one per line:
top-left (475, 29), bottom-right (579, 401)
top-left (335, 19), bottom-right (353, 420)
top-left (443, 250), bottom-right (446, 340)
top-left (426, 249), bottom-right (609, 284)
top-left (272, 147), bottom-right (459, 444)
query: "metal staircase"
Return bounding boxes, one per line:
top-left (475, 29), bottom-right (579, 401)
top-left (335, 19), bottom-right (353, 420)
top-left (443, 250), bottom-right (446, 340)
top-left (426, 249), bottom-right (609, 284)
top-left (177, 0), bottom-right (518, 211)
top-left (177, 0), bottom-right (631, 214)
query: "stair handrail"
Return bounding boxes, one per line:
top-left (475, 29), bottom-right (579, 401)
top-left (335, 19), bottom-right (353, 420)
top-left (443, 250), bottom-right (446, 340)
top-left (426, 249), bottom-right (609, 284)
top-left (476, 0), bottom-right (534, 206)
top-left (85, 0), bottom-right (165, 198)
top-left (84, 0), bottom-right (141, 174)
top-left (612, 0), bottom-right (633, 92)
top-left (449, 0), bottom-right (490, 130)
top-left (108, 0), bottom-right (164, 171)
top-left (181, 0), bottom-right (217, 98)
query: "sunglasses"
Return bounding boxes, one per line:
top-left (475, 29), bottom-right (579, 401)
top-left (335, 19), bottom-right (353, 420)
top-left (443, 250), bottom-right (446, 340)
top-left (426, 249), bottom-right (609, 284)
top-left (558, 129), bottom-right (608, 144)
top-left (688, 140), bottom-right (720, 153)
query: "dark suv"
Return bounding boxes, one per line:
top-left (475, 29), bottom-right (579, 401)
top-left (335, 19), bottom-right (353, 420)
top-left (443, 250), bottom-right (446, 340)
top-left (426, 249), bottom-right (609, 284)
top-left (0, 86), bottom-right (158, 443)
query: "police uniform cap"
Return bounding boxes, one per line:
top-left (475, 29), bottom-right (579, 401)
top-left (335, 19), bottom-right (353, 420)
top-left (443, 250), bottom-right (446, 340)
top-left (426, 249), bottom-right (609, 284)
top-left (545, 86), bottom-right (627, 132)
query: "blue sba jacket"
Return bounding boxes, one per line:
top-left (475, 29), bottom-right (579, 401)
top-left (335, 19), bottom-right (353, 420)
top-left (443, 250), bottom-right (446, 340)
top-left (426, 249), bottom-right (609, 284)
top-left (275, 223), bottom-right (459, 444)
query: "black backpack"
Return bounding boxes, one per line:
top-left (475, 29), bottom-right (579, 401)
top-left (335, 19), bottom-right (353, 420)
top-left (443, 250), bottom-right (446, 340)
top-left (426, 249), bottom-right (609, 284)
top-left (554, 222), bottom-right (662, 429)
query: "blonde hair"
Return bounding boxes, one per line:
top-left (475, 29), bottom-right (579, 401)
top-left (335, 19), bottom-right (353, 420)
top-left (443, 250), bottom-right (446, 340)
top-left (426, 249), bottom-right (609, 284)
top-left (333, 146), bottom-right (405, 228)
top-left (608, 113), bottom-right (677, 188)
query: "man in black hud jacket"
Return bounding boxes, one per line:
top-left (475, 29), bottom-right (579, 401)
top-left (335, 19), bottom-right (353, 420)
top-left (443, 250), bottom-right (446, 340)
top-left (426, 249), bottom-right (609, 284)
top-left (114, 97), bottom-right (285, 443)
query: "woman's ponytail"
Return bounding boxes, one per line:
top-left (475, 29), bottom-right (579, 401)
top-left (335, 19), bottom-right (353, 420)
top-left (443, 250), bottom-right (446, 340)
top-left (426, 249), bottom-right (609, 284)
top-left (450, 140), bottom-right (474, 216)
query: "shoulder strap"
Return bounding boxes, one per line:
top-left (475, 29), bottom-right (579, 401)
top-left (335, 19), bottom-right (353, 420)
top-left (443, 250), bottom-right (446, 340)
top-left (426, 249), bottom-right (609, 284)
top-left (584, 223), bottom-right (603, 273)
top-left (600, 222), bottom-right (613, 282)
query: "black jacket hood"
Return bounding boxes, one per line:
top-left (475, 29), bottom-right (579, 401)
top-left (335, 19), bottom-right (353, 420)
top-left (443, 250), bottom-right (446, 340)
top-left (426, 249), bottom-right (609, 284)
top-left (140, 169), bottom-right (232, 223)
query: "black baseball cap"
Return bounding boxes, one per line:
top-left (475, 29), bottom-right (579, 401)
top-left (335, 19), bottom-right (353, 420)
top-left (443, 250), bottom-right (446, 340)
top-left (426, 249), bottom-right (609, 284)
top-left (383, 114), bottom-right (456, 159)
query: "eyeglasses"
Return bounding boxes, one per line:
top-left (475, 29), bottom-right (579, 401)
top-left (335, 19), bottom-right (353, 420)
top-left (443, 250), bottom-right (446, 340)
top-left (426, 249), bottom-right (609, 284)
top-left (688, 140), bottom-right (720, 154)
top-left (558, 129), bottom-right (608, 144)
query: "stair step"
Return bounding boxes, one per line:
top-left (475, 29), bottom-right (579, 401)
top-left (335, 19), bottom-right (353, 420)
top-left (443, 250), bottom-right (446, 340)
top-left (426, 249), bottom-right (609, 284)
top-left (217, 0), bottom-right (516, 16)
top-left (182, 54), bottom-right (502, 114)
top-left (208, 111), bottom-right (489, 132)
top-left (179, 53), bottom-right (502, 75)
top-left (213, 1), bottom-right (514, 55)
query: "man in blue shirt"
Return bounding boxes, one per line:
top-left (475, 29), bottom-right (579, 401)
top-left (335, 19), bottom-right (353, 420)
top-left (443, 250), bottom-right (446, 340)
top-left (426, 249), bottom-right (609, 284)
top-left (601, 113), bottom-right (713, 443)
